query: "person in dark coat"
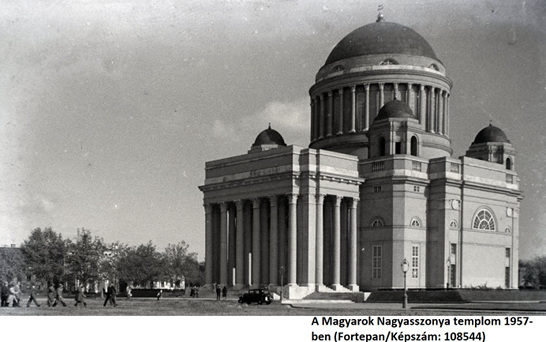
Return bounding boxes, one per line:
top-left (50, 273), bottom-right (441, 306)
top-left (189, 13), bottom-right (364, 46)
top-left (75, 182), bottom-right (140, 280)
top-left (53, 283), bottom-right (67, 307)
top-left (74, 286), bottom-right (87, 307)
top-left (103, 283), bottom-right (117, 307)
top-left (47, 284), bottom-right (56, 307)
top-left (216, 284), bottom-right (221, 300)
top-left (26, 284), bottom-right (40, 307)
top-left (222, 286), bottom-right (227, 300)
top-left (1, 281), bottom-right (9, 307)
top-left (156, 289), bottom-right (163, 301)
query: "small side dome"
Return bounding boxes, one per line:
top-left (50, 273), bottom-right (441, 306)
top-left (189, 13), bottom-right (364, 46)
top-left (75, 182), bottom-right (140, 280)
top-left (250, 124), bottom-right (287, 153)
top-left (472, 124), bottom-right (510, 144)
top-left (374, 100), bottom-right (416, 122)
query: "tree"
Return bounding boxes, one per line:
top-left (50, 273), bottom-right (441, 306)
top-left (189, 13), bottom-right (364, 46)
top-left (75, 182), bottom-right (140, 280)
top-left (21, 227), bottom-right (68, 284)
top-left (163, 241), bottom-right (200, 288)
top-left (521, 256), bottom-right (546, 289)
top-left (0, 247), bottom-right (25, 282)
top-left (117, 241), bottom-right (165, 288)
top-left (66, 228), bottom-right (105, 288)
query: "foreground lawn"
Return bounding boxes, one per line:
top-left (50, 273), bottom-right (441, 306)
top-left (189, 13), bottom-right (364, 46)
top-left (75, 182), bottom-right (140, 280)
top-left (2, 296), bottom-right (546, 316)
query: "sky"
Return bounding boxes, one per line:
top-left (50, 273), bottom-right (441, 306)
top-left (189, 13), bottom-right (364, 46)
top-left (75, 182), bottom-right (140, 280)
top-left (0, 0), bottom-right (545, 261)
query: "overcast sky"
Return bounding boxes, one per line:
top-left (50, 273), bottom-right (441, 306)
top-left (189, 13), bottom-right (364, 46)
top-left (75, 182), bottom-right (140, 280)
top-left (1, 0), bottom-right (545, 261)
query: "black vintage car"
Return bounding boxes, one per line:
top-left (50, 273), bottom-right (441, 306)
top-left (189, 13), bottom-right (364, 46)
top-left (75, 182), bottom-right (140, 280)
top-left (238, 288), bottom-right (273, 305)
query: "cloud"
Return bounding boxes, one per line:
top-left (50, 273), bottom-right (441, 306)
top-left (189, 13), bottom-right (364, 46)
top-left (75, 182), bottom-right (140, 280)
top-left (210, 97), bottom-right (310, 146)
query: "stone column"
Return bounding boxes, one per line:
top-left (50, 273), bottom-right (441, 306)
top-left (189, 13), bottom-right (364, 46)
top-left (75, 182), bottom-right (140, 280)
top-left (287, 193), bottom-right (298, 286)
top-left (327, 91), bottom-right (333, 137)
top-left (235, 200), bottom-right (244, 288)
top-left (337, 88), bottom-right (344, 135)
top-left (219, 202), bottom-right (228, 285)
top-left (319, 94), bottom-right (325, 139)
top-left (394, 82), bottom-right (399, 100)
top-left (269, 196), bottom-right (278, 285)
top-left (315, 194), bottom-right (325, 289)
top-left (419, 84), bottom-right (425, 125)
top-left (446, 94), bottom-right (449, 136)
top-left (332, 196), bottom-right (342, 290)
top-left (442, 91), bottom-right (448, 135)
top-left (310, 99), bottom-right (315, 141)
top-left (378, 83), bottom-right (385, 110)
top-left (348, 198), bottom-right (359, 291)
top-left (364, 84), bottom-right (370, 130)
top-left (252, 198), bottom-right (261, 285)
top-left (430, 87), bottom-right (436, 133)
top-left (350, 85), bottom-right (356, 133)
top-left (204, 204), bottom-right (213, 286)
top-left (228, 204), bottom-right (236, 285)
top-left (278, 197), bottom-right (287, 275)
top-left (407, 83), bottom-right (414, 112)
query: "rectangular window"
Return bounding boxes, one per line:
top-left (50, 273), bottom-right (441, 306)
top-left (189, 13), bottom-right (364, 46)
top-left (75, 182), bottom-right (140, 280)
top-left (395, 142), bottom-right (401, 154)
top-left (412, 245), bottom-right (419, 279)
top-left (372, 245), bottom-right (382, 279)
top-left (505, 267), bottom-right (510, 288)
top-left (373, 186), bottom-right (382, 193)
top-left (413, 186), bottom-right (420, 192)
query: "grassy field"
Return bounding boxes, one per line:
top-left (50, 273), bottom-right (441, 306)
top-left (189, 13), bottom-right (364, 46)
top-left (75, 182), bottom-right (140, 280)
top-left (2, 295), bottom-right (546, 316)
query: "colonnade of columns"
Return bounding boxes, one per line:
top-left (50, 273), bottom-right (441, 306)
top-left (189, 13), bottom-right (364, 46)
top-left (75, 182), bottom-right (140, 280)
top-left (204, 194), bottom-right (359, 291)
top-left (310, 83), bottom-right (450, 142)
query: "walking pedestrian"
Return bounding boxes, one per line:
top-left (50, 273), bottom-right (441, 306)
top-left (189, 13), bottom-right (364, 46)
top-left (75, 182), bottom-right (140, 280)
top-left (47, 283), bottom-right (56, 307)
top-left (222, 285), bottom-right (227, 300)
top-left (53, 283), bottom-right (67, 307)
top-left (216, 284), bottom-right (221, 300)
top-left (103, 283), bottom-right (117, 307)
top-left (0, 281), bottom-right (9, 307)
top-left (156, 289), bottom-right (163, 301)
top-left (74, 285), bottom-right (87, 307)
top-left (7, 281), bottom-right (22, 307)
top-left (26, 284), bottom-right (41, 307)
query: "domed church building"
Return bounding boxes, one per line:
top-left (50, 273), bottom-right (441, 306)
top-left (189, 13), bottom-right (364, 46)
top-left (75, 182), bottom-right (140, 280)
top-left (200, 14), bottom-right (522, 298)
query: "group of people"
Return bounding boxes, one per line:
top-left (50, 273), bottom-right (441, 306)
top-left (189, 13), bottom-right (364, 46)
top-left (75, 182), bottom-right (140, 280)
top-left (0, 278), bottom-right (120, 308)
top-left (215, 284), bottom-right (227, 300)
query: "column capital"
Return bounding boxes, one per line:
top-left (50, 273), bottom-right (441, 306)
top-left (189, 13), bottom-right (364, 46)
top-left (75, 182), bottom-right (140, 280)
top-left (252, 198), bottom-right (261, 208)
top-left (234, 199), bottom-right (244, 210)
top-left (203, 203), bottom-right (212, 214)
top-left (320, 93), bottom-right (324, 100)
top-left (333, 195), bottom-right (342, 206)
top-left (393, 82), bottom-right (399, 89)
top-left (339, 87), bottom-right (344, 94)
top-left (328, 90), bottom-right (333, 97)
top-left (316, 193), bottom-right (325, 204)
top-left (269, 195), bottom-right (278, 206)
top-left (420, 84), bottom-right (425, 90)
top-left (351, 84), bottom-right (356, 92)
top-left (378, 83), bottom-right (384, 89)
top-left (364, 84), bottom-right (370, 90)
top-left (220, 202), bottom-right (228, 212)
top-left (286, 193), bottom-right (298, 204)
top-left (407, 82), bottom-right (413, 87)
top-left (443, 91), bottom-right (448, 98)
top-left (350, 197), bottom-right (359, 209)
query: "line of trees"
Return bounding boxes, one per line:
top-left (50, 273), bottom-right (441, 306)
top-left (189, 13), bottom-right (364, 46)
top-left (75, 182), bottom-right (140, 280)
top-left (0, 227), bottom-right (204, 291)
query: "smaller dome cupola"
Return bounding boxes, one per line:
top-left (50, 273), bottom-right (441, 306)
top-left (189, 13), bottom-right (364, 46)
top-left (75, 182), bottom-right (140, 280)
top-left (374, 99), bottom-right (417, 123)
top-left (249, 124), bottom-right (287, 153)
top-left (472, 124), bottom-right (510, 144)
top-left (466, 123), bottom-right (516, 170)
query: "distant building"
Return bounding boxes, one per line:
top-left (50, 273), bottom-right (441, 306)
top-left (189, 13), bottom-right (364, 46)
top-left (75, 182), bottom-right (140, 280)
top-left (200, 14), bottom-right (522, 298)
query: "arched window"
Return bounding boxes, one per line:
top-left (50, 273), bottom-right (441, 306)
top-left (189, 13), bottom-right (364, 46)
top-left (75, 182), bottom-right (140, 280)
top-left (332, 65), bottom-right (345, 73)
top-left (429, 64), bottom-right (439, 71)
top-left (472, 208), bottom-right (496, 231)
top-left (379, 137), bottom-right (386, 156)
top-left (371, 218), bottom-right (385, 227)
top-left (506, 158), bottom-right (512, 170)
top-left (410, 217), bottom-right (421, 227)
top-left (410, 136), bottom-right (418, 156)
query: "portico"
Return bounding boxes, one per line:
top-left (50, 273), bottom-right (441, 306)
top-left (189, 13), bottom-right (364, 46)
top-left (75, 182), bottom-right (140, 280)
top-left (200, 142), bottom-right (363, 298)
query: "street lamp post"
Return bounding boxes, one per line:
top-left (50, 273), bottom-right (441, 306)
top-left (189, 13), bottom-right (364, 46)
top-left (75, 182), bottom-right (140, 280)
top-left (446, 258), bottom-right (451, 290)
top-left (401, 258), bottom-right (409, 309)
top-left (279, 266), bottom-right (285, 304)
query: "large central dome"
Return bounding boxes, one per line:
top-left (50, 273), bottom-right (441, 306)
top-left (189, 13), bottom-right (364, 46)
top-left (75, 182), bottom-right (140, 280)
top-left (325, 21), bottom-right (438, 65)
